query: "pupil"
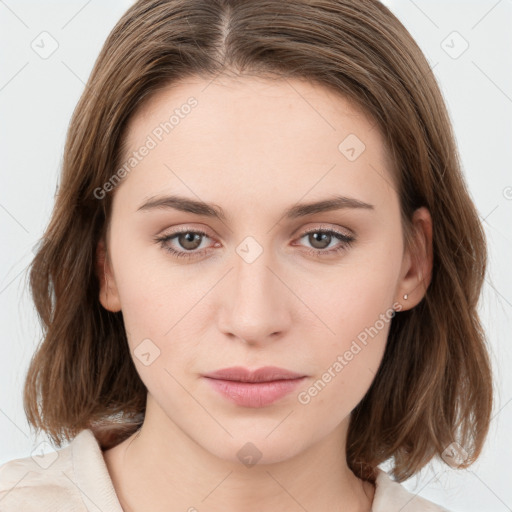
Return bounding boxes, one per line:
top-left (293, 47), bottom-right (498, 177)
top-left (181, 232), bottom-right (201, 249)
top-left (311, 232), bottom-right (330, 249)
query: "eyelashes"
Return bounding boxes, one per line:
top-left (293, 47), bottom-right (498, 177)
top-left (154, 227), bottom-right (355, 261)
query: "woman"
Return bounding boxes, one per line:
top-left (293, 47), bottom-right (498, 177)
top-left (0, 1), bottom-right (492, 510)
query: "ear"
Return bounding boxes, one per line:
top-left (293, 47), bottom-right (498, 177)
top-left (395, 207), bottom-right (433, 311)
top-left (96, 238), bottom-right (122, 312)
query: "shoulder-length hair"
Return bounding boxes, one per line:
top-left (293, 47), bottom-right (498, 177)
top-left (24, 0), bottom-right (493, 483)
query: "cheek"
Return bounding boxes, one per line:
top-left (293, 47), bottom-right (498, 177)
top-left (110, 242), bottom-right (208, 376)
top-left (296, 285), bottom-right (393, 416)
top-left (107, 248), bottom-right (173, 371)
top-left (110, 228), bottom-right (182, 328)
top-left (293, 240), bottom-right (400, 407)
top-left (296, 239), bottom-right (401, 343)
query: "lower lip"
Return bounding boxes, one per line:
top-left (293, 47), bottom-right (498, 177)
top-left (204, 377), bottom-right (306, 407)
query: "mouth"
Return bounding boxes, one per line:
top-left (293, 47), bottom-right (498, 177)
top-left (202, 365), bottom-right (306, 383)
top-left (202, 366), bottom-right (307, 407)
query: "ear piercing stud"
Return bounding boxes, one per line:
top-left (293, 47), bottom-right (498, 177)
top-left (403, 294), bottom-right (408, 300)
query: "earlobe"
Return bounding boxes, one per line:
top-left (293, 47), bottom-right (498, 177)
top-left (96, 239), bottom-right (122, 312)
top-left (396, 207), bottom-right (433, 311)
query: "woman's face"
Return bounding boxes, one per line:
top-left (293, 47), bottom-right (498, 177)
top-left (99, 75), bottom-right (425, 464)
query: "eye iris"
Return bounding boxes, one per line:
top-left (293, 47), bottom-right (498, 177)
top-left (309, 232), bottom-right (331, 249)
top-left (179, 232), bottom-right (202, 250)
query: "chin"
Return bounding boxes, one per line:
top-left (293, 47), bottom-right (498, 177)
top-left (202, 434), bottom-right (305, 467)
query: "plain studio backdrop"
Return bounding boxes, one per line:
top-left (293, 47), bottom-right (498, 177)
top-left (0, 1), bottom-right (511, 511)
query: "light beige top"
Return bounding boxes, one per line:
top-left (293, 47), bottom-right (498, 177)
top-left (0, 429), bottom-right (449, 511)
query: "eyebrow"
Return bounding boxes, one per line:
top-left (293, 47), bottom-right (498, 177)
top-left (136, 194), bottom-right (374, 221)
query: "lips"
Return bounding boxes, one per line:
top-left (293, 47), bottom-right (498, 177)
top-left (202, 366), bottom-right (305, 383)
top-left (202, 366), bottom-right (307, 407)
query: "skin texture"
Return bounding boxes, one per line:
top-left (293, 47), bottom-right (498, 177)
top-left (98, 76), bottom-right (433, 512)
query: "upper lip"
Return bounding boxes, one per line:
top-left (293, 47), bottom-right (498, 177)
top-left (202, 366), bottom-right (305, 383)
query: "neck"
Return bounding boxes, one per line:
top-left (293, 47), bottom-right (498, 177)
top-left (103, 396), bottom-right (374, 512)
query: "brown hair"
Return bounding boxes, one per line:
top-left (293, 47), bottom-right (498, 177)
top-left (24, 0), bottom-right (493, 483)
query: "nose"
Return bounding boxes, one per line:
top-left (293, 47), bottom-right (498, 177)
top-left (217, 244), bottom-right (292, 346)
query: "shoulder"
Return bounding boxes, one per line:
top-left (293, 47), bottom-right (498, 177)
top-left (372, 468), bottom-right (451, 512)
top-left (0, 429), bottom-right (123, 512)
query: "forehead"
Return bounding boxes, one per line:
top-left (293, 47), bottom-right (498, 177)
top-left (115, 75), bottom-right (396, 215)
top-left (128, 75), bottom-right (381, 152)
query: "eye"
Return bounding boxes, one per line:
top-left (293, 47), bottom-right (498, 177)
top-left (154, 225), bottom-right (355, 261)
top-left (154, 228), bottom-right (215, 261)
top-left (294, 227), bottom-right (355, 257)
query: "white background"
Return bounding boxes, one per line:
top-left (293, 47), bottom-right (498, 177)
top-left (0, 1), bottom-right (511, 510)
